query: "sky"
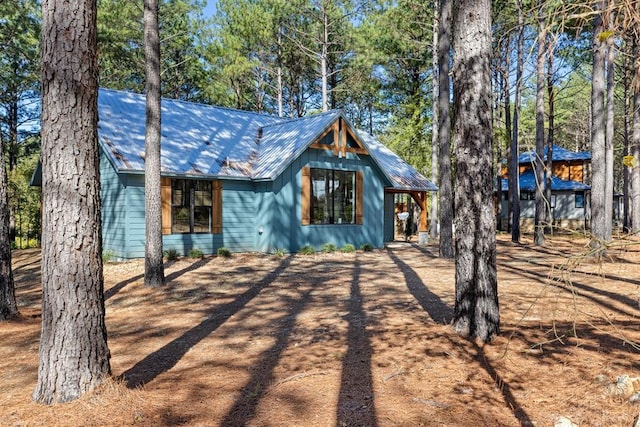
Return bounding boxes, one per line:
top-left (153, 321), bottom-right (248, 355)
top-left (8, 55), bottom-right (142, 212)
top-left (203, 0), bottom-right (217, 18)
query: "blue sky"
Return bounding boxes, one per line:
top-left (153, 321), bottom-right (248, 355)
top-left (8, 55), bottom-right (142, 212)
top-left (203, 0), bottom-right (217, 18)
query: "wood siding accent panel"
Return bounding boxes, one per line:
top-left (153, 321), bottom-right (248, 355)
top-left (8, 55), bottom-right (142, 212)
top-left (301, 167), bottom-right (311, 225)
top-left (356, 170), bottom-right (363, 225)
top-left (213, 180), bottom-right (223, 233)
top-left (161, 177), bottom-right (172, 235)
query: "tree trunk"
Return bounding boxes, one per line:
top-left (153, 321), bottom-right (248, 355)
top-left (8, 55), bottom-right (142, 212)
top-left (438, 0), bottom-right (453, 259)
top-left (430, 0), bottom-right (440, 240)
top-left (546, 36), bottom-right (555, 235)
top-left (0, 138), bottom-right (17, 320)
top-left (632, 37), bottom-right (640, 233)
top-left (604, 7), bottom-right (615, 239)
top-left (452, 0), bottom-right (499, 342)
top-left (321, 6), bottom-right (329, 112)
top-left (144, 0), bottom-right (166, 287)
top-left (510, 0), bottom-right (524, 243)
top-left (591, 0), bottom-right (608, 251)
top-left (34, 0), bottom-right (111, 404)
top-left (534, 1), bottom-right (546, 246)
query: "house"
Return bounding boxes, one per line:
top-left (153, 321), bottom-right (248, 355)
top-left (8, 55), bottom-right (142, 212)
top-left (499, 145), bottom-right (591, 231)
top-left (34, 89), bottom-right (437, 258)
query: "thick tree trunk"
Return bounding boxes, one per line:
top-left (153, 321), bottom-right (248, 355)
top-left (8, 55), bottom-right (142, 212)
top-left (452, 0), bottom-right (499, 342)
top-left (438, 0), bottom-right (453, 259)
top-left (510, 0), bottom-right (524, 243)
top-left (144, 0), bottom-right (165, 287)
top-left (0, 140), bottom-right (17, 320)
top-left (430, 0), bottom-right (439, 240)
top-left (546, 38), bottom-right (555, 235)
top-left (632, 38), bottom-right (640, 233)
top-left (34, 0), bottom-right (111, 404)
top-left (534, 2), bottom-right (546, 246)
top-left (604, 9), bottom-right (615, 239)
top-left (591, 1), bottom-right (608, 250)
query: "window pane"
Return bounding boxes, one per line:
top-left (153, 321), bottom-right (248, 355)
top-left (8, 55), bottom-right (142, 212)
top-left (193, 206), bottom-right (212, 233)
top-left (311, 169), bottom-right (327, 224)
top-left (333, 170), bottom-right (354, 224)
top-left (575, 192), bottom-right (584, 208)
top-left (172, 206), bottom-right (191, 233)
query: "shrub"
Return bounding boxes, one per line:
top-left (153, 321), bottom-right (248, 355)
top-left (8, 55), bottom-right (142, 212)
top-left (102, 250), bottom-right (116, 263)
top-left (273, 248), bottom-right (285, 257)
top-left (188, 248), bottom-right (203, 259)
top-left (322, 242), bottom-right (337, 253)
top-left (341, 243), bottom-right (356, 253)
top-left (360, 243), bottom-right (374, 252)
top-left (217, 247), bottom-right (231, 258)
top-left (164, 248), bottom-right (179, 261)
top-left (299, 245), bottom-right (315, 255)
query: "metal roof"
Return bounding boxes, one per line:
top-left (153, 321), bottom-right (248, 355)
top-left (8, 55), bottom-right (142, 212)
top-left (518, 144), bottom-right (591, 164)
top-left (97, 89), bottom-right (437, 192)
top-left (501, 169), bottom-right (590, 192)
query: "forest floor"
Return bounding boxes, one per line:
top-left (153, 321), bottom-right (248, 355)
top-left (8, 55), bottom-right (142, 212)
top-left (1, 233), bottom-right (639, 427)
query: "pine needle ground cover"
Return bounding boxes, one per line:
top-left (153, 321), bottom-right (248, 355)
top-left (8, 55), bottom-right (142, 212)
top-left (1, 234), bottom-right (639, 426)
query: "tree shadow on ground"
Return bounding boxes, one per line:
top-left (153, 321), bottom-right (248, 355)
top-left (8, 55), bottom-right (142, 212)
top-left (220, 285), bottom-right (314, 425)
top-left (121, 255), bottom-right (294, 388)
top-left (386, 247), bottom-right (453, 325)
top-left (336, 256), bottom-right (377, 427)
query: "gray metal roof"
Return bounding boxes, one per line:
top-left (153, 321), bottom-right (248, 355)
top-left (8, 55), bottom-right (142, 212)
top-left (519, 145), bottom-right (591, 164)
top-left (98, 89), bottom-right (437, 192)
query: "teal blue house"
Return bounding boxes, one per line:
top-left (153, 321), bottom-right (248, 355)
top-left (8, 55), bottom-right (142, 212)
top-left (41, 89), bottom-right (436, 258)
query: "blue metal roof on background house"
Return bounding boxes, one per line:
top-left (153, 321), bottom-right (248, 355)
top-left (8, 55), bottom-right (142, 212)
top-left (518, 145), bottom-right (591, 164)
top-left (501, 169), bottom-right (590, 192)
top-left (98, 89), bottom-right (436, 192)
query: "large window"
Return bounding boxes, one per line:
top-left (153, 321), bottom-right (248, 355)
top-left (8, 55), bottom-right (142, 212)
top-left (310, 169), bottom-right (356, 224)
top-left (171, 179), bottom-right (212, 233)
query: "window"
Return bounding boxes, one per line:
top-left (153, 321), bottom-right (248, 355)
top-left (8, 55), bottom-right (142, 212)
top-left (550, 194), bottom-right (556, 209)
top-left (520, 192), bottom-right (534, 201)
top-left (161, 178), bottom-right (222, 234)
top-left (575, 191), bottom-right (585, 208)
top-left (302, 167), bottom-right (362, 225)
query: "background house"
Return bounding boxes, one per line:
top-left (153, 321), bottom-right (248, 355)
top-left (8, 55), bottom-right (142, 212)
top-left (35, 89), bottom-right (437, 258)
top-left (499, 145), bottom-right (591, 231)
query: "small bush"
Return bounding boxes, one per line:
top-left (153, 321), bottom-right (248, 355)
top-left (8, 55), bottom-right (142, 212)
top-left (102, 250), bottom-right (116, 263)
top-left (188, 248), bottom-right (203, 259)
top-left (360, 243), bottom-right (374, 252)
top-left (341, 243), bottom-right (356, 253)
top-left (164, 248), bottom-right (179, 261)
top-left (273, 248), bottom-right (285, 257)
top-left (217, 247), bottom-right (231, 258)
top-left (299, 245), bottom-right (315, 255)
top-left (322, 242), bottom-right (337, 253)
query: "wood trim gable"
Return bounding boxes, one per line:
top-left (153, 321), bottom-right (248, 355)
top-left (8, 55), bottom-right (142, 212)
top-left (309, 118), bottom-right (368, 156)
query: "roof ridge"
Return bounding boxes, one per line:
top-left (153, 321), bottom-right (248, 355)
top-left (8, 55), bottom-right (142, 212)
top-left (258, 109), bottom-right (342, 130)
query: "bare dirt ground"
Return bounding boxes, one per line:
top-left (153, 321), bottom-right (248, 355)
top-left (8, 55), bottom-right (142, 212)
top-left (1, 233), bottom-right (639, 427)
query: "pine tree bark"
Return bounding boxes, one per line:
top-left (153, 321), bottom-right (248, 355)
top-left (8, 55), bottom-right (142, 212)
top-left (34, 0), bottom-right (111, 403)
top-left (604, 7), bottom-right (615, 240)
top-left (0, 139), bottom-right (17, 320)
top-left (534, 1), bottom-right (546, 246)
top-left (430, 0), bottom-right (440, 240)
top-left (510, 0), bottom-right (524, 243)
top-left (452, 0), bottom-right (499, 342)
top-left (632, 37), bottom-right (640, 233)
top-left (438, 0), bottom-right (454, 259)
top-left (143, 0), bottom-right (165, 287)
top-left (591, 0), bottom-right (608, 250)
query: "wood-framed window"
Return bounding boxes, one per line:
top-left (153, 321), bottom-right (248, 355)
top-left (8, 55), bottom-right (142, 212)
top-left (161, 178), bottom-right (222, 234)
top-left (301, 167), bottom-right (363, 225)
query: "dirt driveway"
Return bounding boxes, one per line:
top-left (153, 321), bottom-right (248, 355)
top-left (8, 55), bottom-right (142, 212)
top-left (1, 234), bottom-right (639, 426)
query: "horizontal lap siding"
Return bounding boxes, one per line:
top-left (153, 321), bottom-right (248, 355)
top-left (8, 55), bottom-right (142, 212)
top-left (271, 149), bottom-right (385, 253)
top-left (222, 180), bottom-right (260, 252)
top-left (100, 152), bottom-right (128, 259)
top-left (123, 175), bottom-right (146, 258)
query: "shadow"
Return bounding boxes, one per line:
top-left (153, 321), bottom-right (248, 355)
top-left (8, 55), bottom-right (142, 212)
top-left (122, 255), bottom-right (294, 388)
top-left (336, 256), bottom-right (378, 427)
top-left (104, 274), bottom-right (144, 301)
top-left (165, 257), bottom-right (214, 283)
top-left (221, 286), bottom-right (313, 426)
top-left (500, 261), bottom-right (639, 317)
top-left (472, 341), bottom-right (533, 426)
top-left (386, 247), bottom-right (454, 325)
